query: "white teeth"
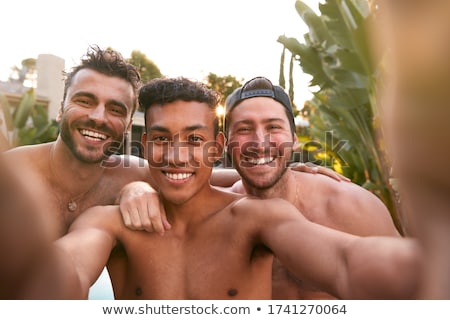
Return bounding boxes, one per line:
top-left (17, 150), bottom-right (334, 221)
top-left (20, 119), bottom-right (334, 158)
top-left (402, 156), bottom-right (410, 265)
top-left (165, 172), bottom-right (193, 180)
top-left (80, 129), bottom-right (107, 140)
top-left (247, 157), bottom-right (274, 165)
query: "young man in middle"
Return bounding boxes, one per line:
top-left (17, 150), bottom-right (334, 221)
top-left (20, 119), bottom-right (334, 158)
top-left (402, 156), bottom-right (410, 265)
top-left (48, 77), bottom-right (418, 300)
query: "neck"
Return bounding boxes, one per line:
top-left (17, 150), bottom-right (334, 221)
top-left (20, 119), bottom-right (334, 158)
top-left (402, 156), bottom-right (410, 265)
top-left (50, 139), bottom-right (105, 193)
top-left (163, 185), bottom-right (231, 230)
top-left (242, 169), bottom-right (295, 201)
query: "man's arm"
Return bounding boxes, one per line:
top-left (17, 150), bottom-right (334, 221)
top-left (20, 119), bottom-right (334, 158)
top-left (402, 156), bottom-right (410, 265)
top-left (53, 206), bottom-right (120, 298)
top-left (211, 165), bottom-right (350, 190)
top-left (243, 198), bottom-right (421, 299)
top-left (289, 162), bottom-right (350, 182)
top-left (117, 181), bottom-right (171, 234)
top-left (117, 164), bottom-right (350, 232)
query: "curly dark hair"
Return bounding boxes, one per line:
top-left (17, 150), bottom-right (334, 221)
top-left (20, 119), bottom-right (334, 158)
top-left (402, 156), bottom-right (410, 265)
top-left (62, 45), bottom-right (141, 114)
top-left (139, 77), bottom-right (222, 134)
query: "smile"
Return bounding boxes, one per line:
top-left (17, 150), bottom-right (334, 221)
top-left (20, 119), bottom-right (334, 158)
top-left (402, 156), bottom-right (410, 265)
top-left (164, 172), bottom-right (194, 180)
top-left (246, 157), bottom-right (275, 165)
top-left (80, 129), bottom-right (108, 141)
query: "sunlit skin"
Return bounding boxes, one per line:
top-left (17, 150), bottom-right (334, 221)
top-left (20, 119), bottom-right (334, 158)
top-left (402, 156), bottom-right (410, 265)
top-left (2, 68), bottom-right (149, 239)
top-left (227, 97), bottom-right (298, 192)
top-left (50, 98), bottom-right (420, 300)
top-left (142, 101), bottom-right (224, 207)
top-left (0, 89), bottom-right (422, 299)
top-left (58, 68), bottom-right (134, 163)
top-left (225, 94), bottom-right (401, 299)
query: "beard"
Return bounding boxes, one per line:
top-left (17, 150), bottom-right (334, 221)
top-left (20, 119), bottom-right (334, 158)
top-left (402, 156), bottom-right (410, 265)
top-left (59, 118), bottom-right (124, 164)
top-left (236, 161), bottom-right (289, 191)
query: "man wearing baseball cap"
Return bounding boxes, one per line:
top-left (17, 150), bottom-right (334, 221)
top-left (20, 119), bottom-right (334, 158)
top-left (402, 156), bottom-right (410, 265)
top-left (224, 76), bottom-right (400, 299)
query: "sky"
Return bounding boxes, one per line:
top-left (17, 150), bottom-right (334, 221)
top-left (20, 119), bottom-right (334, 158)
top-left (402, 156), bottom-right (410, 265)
top-left (1, 0), bottom-right (320, 105)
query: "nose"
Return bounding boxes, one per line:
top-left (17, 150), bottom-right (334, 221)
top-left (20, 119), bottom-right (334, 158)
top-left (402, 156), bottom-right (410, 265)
top-left (88, 104), bottom-right (107, 123)
top-left (252, 128), bottom-right (272, 151)
top-left (164, 141), bottom-right (192, 166)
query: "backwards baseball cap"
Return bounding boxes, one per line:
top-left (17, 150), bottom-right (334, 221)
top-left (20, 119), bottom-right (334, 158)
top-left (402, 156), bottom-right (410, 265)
top-left (225, 77), bottom-right (295, 130)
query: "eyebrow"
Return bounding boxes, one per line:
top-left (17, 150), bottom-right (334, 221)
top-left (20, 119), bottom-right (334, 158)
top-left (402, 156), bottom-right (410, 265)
top-left (72, 91), bottom-right (128, 111)
top-left (233, 118), bottom-right (286, 125)
top-left (147, 124), bottom-right (209, 134)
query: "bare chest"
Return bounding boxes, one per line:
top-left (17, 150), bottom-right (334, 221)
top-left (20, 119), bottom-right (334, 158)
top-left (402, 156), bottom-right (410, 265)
top-left (109, 229), bottom-right (273, 299)
top-left (271, 257), bottom-right (337, 300)
top-left (28, 176), bottom-right (121, 239)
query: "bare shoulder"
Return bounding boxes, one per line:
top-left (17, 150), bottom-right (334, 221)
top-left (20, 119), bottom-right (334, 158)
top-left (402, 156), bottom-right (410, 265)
top-left (3, 143), bottom-right (51, 166)
top-left (230, 180), bottom-right (245, 194)
top-left (3, 143), bottom-right (52, 182)
top-left (294, 172), bottom-right (399, 236)
top-left (230, 196), bottom-right (302, 223)
top-left (103, 154), bottom-right (148, 171)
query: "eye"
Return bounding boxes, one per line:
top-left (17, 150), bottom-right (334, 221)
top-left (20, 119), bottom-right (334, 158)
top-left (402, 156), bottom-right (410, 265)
top-left (189, 135), bottom-right (204, 144)
top-left (151, 136), bottom-right (169, 144)
top-left (74, 98), bottom-right (91, 107)
top-left (109, 105), bottom-right (126, 116)
top-left (237, 127), bottom-right (251, 133)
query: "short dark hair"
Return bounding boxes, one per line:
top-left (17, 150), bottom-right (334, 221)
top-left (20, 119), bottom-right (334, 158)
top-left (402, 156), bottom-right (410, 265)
top-left (63, 45), bottom-right (141, 115)
top-left (138, 77), bottom-right (221, 135)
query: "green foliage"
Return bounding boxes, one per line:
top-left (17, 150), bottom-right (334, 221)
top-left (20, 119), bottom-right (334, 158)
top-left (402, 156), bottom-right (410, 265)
top-left (0, 89), bottom-right (59, 148)
top-left (278, 0), bottom-right (402, 233)
top-left (204, 73), bottom-right (244, 106)
top-left (204, 73), bottom-right (243, 134)
top-left (127, 50), bottom-right (163, 84)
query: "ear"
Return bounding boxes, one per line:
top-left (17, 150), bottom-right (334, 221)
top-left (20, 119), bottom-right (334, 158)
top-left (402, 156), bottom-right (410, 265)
top-left (141, 132), bottom-right (148, 160)
top-left (56, 101), bottom-right (63, 122)
top-left (292, 133), bottom-right (300, 150)
top-left (213, 132), bottom-right (226, 161)
top-left (126, 117), bottom-right (133, 133)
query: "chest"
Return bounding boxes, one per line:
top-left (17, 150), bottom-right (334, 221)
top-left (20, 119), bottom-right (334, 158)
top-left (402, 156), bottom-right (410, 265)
top-left (110, 224), bottom-right (273, 299)
top-left (27, 175), bottom-right (122, 239)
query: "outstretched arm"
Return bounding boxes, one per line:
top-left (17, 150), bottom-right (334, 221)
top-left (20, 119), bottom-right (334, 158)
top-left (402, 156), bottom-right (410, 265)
top-left (250, 198), bottom-right (421, 299)
top-left (53, 206), bottom-right (120, 298)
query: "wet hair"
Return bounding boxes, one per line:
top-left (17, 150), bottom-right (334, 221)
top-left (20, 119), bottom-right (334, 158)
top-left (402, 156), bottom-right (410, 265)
top-left (138, 77), bottom-right (221, 135)
top-left (224, 76), bottom-right (296, 136)
top-left (62, 45), bottom-right (141, 114)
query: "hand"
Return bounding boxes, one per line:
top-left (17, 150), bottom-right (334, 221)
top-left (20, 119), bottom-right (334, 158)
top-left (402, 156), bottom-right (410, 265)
top-left (289, 162), bottom-right (351, 182)
top-left (117, 181), bottom-right (171, 235)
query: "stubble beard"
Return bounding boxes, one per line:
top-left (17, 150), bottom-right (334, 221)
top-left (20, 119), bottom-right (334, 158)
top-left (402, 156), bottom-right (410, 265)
top-left (236, 160), bottom-right (289, 192)
top-left (59, 119), bottom-right (124, 164)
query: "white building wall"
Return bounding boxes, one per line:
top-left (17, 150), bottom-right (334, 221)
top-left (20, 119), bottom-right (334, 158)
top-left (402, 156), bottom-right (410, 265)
top-left (36, 54), bottom-right (65, 119)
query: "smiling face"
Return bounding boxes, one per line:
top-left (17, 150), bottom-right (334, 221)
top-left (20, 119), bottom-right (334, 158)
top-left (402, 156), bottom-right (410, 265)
top-left (58, 68), bottom-right (134, 163)
top-left (142, 100), bottom-right (224, 205)
top-left (226, 97), bottom-right (298, 190)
